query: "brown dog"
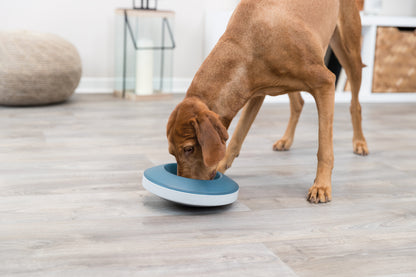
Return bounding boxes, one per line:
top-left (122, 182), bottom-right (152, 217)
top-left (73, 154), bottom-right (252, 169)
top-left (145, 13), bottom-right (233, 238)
top-left (167, 0), bottom-right (369, 203)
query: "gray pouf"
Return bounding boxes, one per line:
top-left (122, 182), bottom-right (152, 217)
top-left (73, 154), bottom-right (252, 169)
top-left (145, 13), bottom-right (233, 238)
top-left (0, 30), bottom-right (82, 106)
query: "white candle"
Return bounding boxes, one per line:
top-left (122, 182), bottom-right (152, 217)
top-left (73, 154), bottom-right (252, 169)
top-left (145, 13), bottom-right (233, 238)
top-left (135, 39), bottom-right (154, 95)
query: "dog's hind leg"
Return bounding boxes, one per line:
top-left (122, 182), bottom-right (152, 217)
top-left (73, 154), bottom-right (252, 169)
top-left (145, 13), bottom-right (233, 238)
top-left (330, 3), bottom-right (369, 155)
top-left (217, 95), bottom-right (265, 173)
top-left (273, 91), bottom-right (304, 151)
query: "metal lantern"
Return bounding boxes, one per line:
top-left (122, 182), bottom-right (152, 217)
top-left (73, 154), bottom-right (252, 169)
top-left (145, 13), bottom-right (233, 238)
top-left (114, 7), bottom-right (175, 98)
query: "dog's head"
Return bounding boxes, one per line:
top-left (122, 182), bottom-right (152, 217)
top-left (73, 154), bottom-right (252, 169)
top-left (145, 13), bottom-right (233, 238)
top-left (166, 97), bottom-right (228, 180)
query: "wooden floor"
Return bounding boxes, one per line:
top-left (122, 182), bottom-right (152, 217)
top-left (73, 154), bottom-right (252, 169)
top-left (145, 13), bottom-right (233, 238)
top-left (1, 94), bottom-right (415, 276)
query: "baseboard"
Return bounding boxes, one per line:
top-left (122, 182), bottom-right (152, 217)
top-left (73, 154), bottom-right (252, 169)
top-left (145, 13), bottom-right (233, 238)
top-left (75, 77), bottom-right (192, 94)
top-left (76, 78), bottom-right (114, 93)
top-left (171, 78), bottom-right (192, 93)
top-left (265, 92), bottom-right (416, 103)
top-left (76, 77), bottom-right (416, 103)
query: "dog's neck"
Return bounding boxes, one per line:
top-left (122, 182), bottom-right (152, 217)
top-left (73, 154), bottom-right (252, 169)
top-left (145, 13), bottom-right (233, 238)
top-left (186, 39), bottom-right (250, 129)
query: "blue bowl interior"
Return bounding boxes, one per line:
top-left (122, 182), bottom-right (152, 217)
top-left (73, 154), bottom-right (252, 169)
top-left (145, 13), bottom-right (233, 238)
top-left (144, 163), bottom-right (238, 195)
top-left (163, 163), bottom-right (221, 180)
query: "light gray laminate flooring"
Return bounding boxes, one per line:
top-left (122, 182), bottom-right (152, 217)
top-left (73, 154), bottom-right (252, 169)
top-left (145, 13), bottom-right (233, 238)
top-left (1, 94), bottom-right (415, 276)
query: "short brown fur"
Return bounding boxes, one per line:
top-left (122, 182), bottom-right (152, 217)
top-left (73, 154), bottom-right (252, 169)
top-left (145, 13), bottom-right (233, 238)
top-left (167, 0), bottom-right (368, 203)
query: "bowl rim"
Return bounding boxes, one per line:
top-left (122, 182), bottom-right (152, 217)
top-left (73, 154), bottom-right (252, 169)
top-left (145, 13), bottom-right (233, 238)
top-left (143, 163), bottom-right (239, 195)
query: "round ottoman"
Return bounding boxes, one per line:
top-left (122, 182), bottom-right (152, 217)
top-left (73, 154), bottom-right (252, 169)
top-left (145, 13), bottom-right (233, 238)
top-left (0, 30), bottom-right (82, 106)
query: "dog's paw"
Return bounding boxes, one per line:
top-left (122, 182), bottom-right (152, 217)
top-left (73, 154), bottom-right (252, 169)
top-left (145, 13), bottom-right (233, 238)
top-left (273, 138), bottom-right (293, 151)
top-left (353, 139), bottom-right (369, 156)
top-left (307, 182), bottom-right (332, 204)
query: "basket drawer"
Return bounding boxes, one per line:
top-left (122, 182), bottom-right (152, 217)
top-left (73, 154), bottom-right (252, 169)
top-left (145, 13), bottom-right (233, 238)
top-left (373, 27), bottom-right (416, 93)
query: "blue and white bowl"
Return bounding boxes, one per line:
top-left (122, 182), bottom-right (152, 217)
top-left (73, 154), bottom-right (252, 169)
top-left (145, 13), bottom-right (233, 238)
top-left (142, 163), bottom-right (239, 207)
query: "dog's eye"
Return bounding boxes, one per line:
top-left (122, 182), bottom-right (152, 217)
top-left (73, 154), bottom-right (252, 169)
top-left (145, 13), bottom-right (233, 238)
top-left (183, 146), bottom-right (194, 154)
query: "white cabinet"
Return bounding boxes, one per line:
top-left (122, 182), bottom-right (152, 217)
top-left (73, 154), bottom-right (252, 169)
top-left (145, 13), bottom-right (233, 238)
top-left (336, 14), bottom-right (416, 102)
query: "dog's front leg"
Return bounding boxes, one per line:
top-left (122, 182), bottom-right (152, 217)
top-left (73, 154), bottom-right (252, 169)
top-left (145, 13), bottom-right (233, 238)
top-left (273, 91), bottom-right (304, 151)
top-left (307, 72), bottom-right (336, 204)
top-left (217, 95), bottom-right (265, 173)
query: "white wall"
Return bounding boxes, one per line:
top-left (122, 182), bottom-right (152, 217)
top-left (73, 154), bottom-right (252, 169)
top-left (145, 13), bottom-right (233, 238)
top-left (0, 0), bottom-right (414, 93)
top-left (0, 0), bottom-right (238, 92)
top-left (0, 0), bottom-right (123, 79)
top-left (379, 0), bottom-right (416, 16)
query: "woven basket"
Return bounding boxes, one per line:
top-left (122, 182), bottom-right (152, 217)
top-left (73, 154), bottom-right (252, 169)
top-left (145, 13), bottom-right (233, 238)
top-left (373, 27), bottom-right (416, 93)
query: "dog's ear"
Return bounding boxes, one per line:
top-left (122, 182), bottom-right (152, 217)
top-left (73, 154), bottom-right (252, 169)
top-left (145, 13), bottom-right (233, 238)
top-left (191, 111), bottom-right (228, 167)
top-left (166, 106), bottom-right (178, 156)
top-left (166, 105), bottom-right (178, 139)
